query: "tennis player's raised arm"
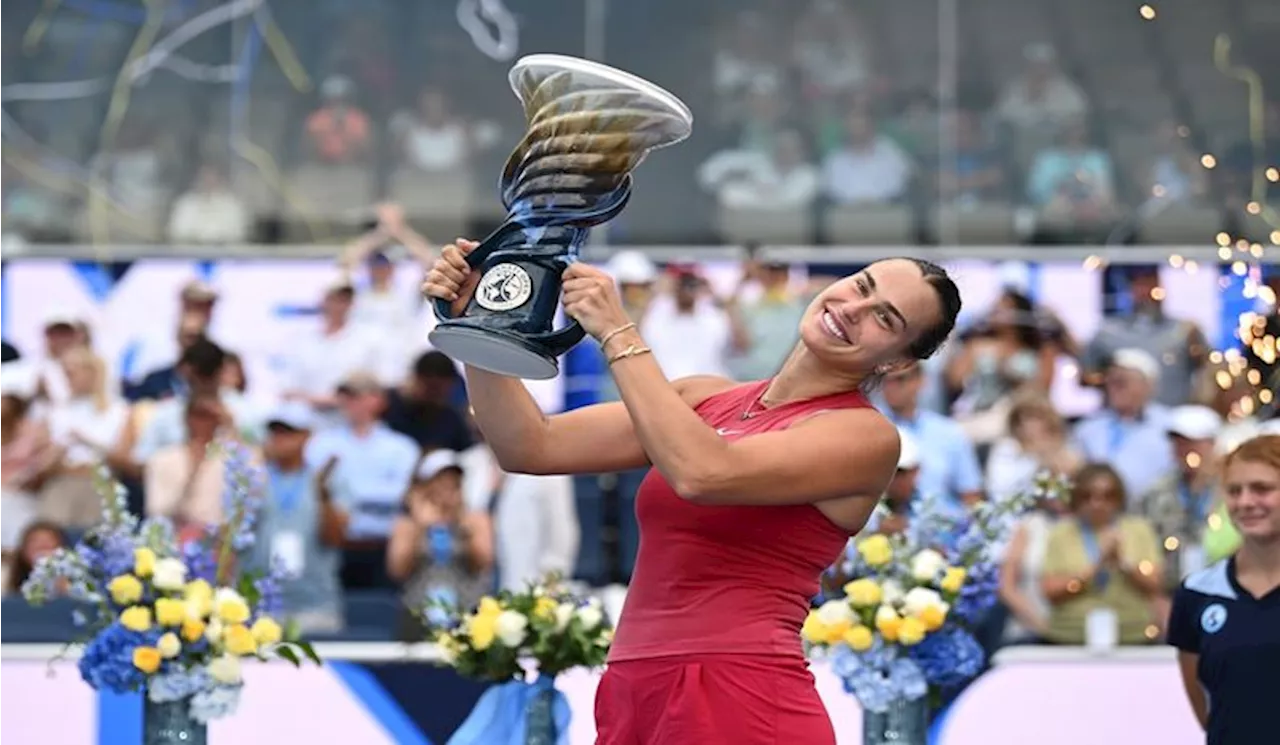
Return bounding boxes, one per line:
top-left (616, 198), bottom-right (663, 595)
top-left (462, 367), bottom-right (729, 476)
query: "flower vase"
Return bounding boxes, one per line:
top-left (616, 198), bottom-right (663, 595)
top-left (523, 676), bottom-right (558, 745)
top-left (144, 697), bottom-right (207, 745)
top-left (862, 696), bottom-right (928, 745)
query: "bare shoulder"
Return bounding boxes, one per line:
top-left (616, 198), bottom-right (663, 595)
top-left (672, 375), bottom-right (740, 408)
top-left (794, 406), bottom-right (901, 457)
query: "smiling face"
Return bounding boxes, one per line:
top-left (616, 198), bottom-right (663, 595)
top-left (797, 259), bottom-right (948, 373)
top-left (1223, 447), bottom-right (1280, 543)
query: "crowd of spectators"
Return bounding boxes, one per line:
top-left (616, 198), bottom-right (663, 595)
top-left (2, 0), bottom-right (1276, 245)
top-left (2, 221), bottom-right (1276, 649)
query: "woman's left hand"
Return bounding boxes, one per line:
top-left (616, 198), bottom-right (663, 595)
top-left (562, 263), bottom-right (632, 341)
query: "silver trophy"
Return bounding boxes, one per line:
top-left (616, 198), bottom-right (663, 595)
top-left (428, 54), bottom-right (693, 379)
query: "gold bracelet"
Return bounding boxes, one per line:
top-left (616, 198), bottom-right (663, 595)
top-left (607, 344), bottom-right (652, 365)
top-left (599, 322), bottom-right (637, 347)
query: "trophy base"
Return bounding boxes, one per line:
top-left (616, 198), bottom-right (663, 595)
top-left (428, 324), bottom-right (562, 380)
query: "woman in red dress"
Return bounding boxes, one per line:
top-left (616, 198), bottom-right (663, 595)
top-left (424, 240), bottom-right (962, 744)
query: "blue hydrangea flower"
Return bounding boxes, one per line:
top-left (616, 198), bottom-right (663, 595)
top-left (951, 561), bottom-right (999, 625)
top-left (907, 626), bottom-right (986, 691)
top-left (190, 685), bottom-right (242, 722)
top-left (887, 657), bottom-right (928, 701)
top-left (77, 623), bottom-right (159, 694)
top-left (149, 668), bottom-right (213, 703)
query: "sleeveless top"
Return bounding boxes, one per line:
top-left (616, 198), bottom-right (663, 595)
top-left (608, 380), bottom-right (873, 662)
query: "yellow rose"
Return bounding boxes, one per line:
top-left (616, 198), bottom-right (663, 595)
top-left (875, 607), bottom-right (902, 643)
top-left (842, 625), bottom-right (875, 652)
top-left (856, 535), bottom-right (893, 567)
top-left (185, 579), bottom-right (213, 600)
top-left (108, 575), bottom-right (143, 606)
top-left (476, 597), bottom-right (502, 618)
top-left (822, 619), bottom-right (852, 645)
top-left (181, 618), bottom-right (206, 644)
top-left (533, 596), bottom-right (557, 621)
top-left (120, 606), bottom-right (152, 632)
top-left (918, 605), bottom-right (947, 631)
top-left (132, 646), bottom-right (162, 674)
top-left (898, 616), bottom-right (927, 646)
top-left (223, 624), bottom-right (258, 656)
top-left (154, 598), bottom-right (186, 627)
top-left (801, 611), bottom-right (830, 644)
top-left (467, 613), bottom-right (497, 651)
top-left (250, 617), bottom-right (283, 646)
top-left (940, 567), bottom-right (967, 595)
top-left (843, 578), bottom-right (883, 608)
top-left (157, 633), bottom-right (182, 659)
top-left (214, 589), bottom-right (251, 625)
top-left (134, 548), bottom-right (157, 578)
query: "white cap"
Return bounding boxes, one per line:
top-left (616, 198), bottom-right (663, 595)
top-left (1166, 405), bottom-right (1222, 441)
top-left (265, 401), bottom-right (314, 431)
top-left (41, 306), bottom-right (82, 328)
top-left (897, 428), bottom-right (921, 470)
top-left (416, 449), bottom-right (463, 481)
top-left (1110, 348), bottom-right (1161, 382)
top-left (0, 360), bottom-right (38, 399)
top-left (605, 251), bottom-right (658, 285)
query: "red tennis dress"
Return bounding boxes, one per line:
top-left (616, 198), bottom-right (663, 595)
top-left (594, 380), bottom-right (871, 745)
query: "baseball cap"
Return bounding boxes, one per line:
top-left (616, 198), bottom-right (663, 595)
top-left (42, 307), bottom-right (82, 329)
top-left (336, 370), bottom-right (383, 396)
top-left (265, 401), bottom-right (315, 432)
top-left (416, 449), bottom-right (464, 481)
top-left (180, 280), bottom-right (219, 303)
top-left (896, 428), bottom-right (921, 470)
top-left (605, 251), bottom-right (658, 285)
top-left (1165, 405), bottom-right (1222, 441)
top-left (1109, 348), bottom-right (1161, 382)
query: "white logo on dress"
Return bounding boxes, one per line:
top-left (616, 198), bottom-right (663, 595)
top-left (715, 427), bottom-right (740, 437)
top-left (1200, 603), bottom-right (1228, 634)
top-left (475, 263), bottom-right (533, 312)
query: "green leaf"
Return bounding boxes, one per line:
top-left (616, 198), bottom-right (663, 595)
top-left (283, 618), bottom-right (302, 643)
top-left (295, 640), bottom-right (323, 667)
top-left (276, 646), bottom-right (302, 668)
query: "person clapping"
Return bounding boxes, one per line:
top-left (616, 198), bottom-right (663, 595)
top-left (387, 450), bottom-right (494, 641)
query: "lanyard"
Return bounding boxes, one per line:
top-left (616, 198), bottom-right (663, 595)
top-left (1178, 481), bottom-right (1210, 525)
top-left (1107, 418), bottom-right (1127, 454)
top-left (1079, 520), bottom-right (1111, 591)
top-left (269, 469), bottom-right (309, 516)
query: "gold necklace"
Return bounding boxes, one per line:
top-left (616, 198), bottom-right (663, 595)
top-left (741, 391), bottom-right (777, 420)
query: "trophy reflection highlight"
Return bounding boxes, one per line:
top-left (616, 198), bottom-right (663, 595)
top-left (428, 54), bottom-right (693, 379)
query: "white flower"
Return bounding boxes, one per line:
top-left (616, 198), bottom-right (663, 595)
top-left (554, 603), bottom-right (575, 632)
top-left (151, 559), bottom-right (188, 592)
top-left (207, 654), bottom-right (242, 685)
top-left (815, 599), bottom-right (856, 627)
top-left (875, 604), bottom-right (901, 625)
top-left (901, 587), bottom-right (948, 618)
top-left (495, 610), bottom-right (529, 648)
top-left (880, 579), bottom-right (906, 606)
top-left (157, 633), bottom-right (182, 659)
top-left (576, 605), bottom-right (604, 630)
top-left (205, 619), bottom-right (224, 645)
top-left (910, 549), bottom-right (947, 582)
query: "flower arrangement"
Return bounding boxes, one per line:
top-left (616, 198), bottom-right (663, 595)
top-left (421, 575), bottom-right (613, 745)
top-left (805, 471), bottom-right (1071, 714)
top-left (424, 574), bottom-right (612, 683)
top-left (21, 441), bottom-right (320, 723)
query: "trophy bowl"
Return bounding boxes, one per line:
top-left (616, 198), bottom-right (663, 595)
top-left (428, 54), bottom-right (693, 380)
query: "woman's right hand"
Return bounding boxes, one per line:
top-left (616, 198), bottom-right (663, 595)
top-left (422, 238), bottom-right (481, 317)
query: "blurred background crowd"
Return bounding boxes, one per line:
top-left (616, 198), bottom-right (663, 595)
top-left (1, 0), bottom-right (1278, 675)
